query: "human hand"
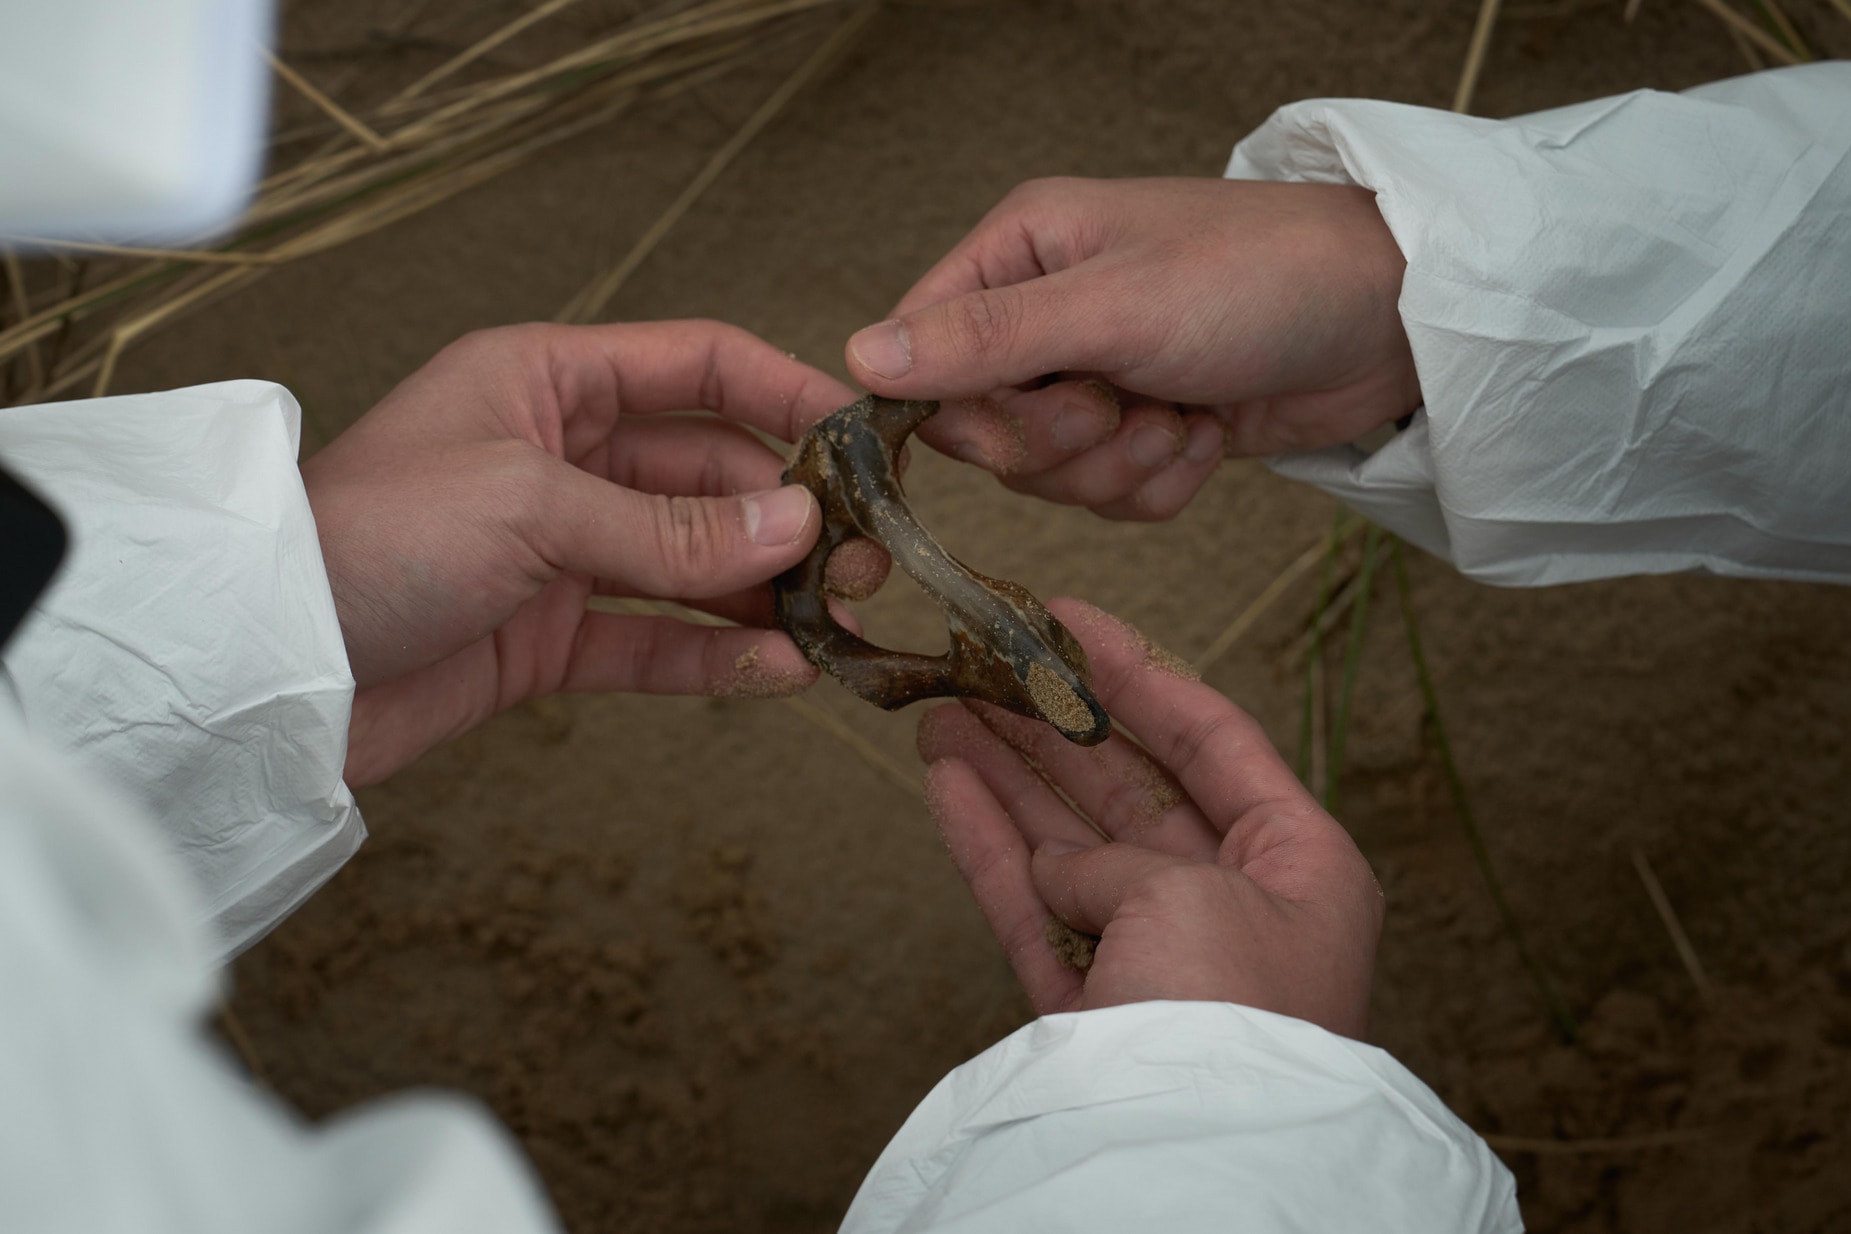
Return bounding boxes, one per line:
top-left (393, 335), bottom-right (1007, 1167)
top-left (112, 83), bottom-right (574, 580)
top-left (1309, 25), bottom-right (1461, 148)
top-left (302, 320), bottom-right (857, 787)
top-left (916, 598), bottom-right (1383, 1037)
top-left (847, 177), bottom-right (1418, 521)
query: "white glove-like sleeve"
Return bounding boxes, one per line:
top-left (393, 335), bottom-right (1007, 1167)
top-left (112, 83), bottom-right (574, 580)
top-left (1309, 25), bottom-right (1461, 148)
top-left (0, 712), bottom-right (560, 1234)
top-left (841, 1001), bottom-right (1520, 1233)
top-left (1229, 63), bottom-right (1851, 587)
top-left (0, 382), bottom-right (363, 960)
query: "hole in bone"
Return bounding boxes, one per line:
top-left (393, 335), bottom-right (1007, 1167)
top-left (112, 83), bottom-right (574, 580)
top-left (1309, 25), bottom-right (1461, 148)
top-left (840, 553), bottom-right (950, 658)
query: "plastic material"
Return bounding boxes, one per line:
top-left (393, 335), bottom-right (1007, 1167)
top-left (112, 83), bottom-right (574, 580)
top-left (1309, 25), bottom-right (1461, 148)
top-left (842, 1000), bottom-right (1520, 1233)
top-left (0, 0), bottom-right (272, 244)
top-left (0, 383), bottom-right (362, 960)
top-left (1231, 64), bottom-right (1851, 587)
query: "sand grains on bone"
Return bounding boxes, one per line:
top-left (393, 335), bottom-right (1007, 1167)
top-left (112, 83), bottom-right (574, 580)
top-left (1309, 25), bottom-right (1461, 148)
top-left (1027, 661), bottom-right (1094, 736)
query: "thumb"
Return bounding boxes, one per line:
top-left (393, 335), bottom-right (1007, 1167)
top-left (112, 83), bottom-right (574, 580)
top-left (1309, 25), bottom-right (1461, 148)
top-left (1032, 839), bottom-right (1184, 936)
top-left (847, 274), bottom-right (1104, 398)
top-left (537, 466), bottom-right (819, 599)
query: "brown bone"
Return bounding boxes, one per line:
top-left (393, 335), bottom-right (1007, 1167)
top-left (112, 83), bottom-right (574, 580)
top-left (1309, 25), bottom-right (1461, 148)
top-left (773, 395), bottom-right (1110, 745)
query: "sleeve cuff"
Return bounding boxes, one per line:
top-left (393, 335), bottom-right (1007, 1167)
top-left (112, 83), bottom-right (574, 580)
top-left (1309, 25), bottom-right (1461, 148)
top-left (0, 381), bottom-right (364, 960)
top-left (842, 1000), bottom-right (1520, 1233)
top-left (1227, 64), bottom-right (1851, 587)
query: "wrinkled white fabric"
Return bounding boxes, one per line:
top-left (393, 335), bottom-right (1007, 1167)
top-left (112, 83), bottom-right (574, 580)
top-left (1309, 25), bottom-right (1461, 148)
top-left (1230, 63), bottom-right (1851, 587)
top-left (841, 1000), bottom-right (1520, 1233)
top-left (0, 382), bottom-right (363, 960)
top-left (0, 707), bottom-right (561, 1234)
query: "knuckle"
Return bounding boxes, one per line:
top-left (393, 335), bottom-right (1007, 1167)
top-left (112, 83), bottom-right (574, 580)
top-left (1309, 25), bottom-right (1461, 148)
top-left (650, 495), bottom-right (727, 585)
top-left (948, 288), bottom-right (1021, 361)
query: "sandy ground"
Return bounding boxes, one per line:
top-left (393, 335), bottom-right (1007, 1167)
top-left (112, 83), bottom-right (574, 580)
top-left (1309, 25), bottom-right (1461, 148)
top-left (89, 1), bottom-right (1851, 1230)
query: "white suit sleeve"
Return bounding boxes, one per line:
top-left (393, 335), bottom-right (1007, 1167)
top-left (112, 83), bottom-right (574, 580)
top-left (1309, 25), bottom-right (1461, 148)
top-left (1228, 63), bottom-right (1851, 587)
top-left (0, 382), bottom-right (363, 960)
top-left (0, 711), bottom-right (560, 1234)
top-left (841, 1001), bottom-right (1519, 1233)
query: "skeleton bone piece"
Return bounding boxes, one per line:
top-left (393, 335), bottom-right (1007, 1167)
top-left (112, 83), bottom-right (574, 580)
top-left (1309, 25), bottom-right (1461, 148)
top-left (773, 395), bottom-right (1111, 745)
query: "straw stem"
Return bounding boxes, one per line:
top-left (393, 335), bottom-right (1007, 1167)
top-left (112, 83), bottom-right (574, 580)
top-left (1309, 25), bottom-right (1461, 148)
top-left (1483, 1129), bottom-right (1705, 1155)
top-left (1453, 0), bottom-right (1503, 114)
top-left (558, 0), bottom-right (879, 323)
top-left (1630, 846), bottom-right (1715, 1000)
top-left (268, 50), bottom-right (390, 152)
top-left (1689, 0), bottom-right (1804, 63)
top-left (1194, 518), bottom-right (1363, 673)
top-left (395, 0), bottom-right (593, 102)
top-left (0, 236), bottom-right (279, 267)
top-left (1, 251), bottom-right (44, 392)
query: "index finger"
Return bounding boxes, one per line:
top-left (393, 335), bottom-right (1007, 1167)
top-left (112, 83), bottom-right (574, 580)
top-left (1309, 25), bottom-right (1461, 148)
top-left (545, 319), bottom-right (857, 448)
top-left (1046, 598), bottom-right (1319, 833)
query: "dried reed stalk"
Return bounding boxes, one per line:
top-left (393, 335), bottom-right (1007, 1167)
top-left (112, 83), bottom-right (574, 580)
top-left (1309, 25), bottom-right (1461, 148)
top-left (268, 50), bottom-right (389, 152)
top-left (559, 0), bottom-right (879, 323)
top-left (394, 0), bottom-right (594, 102)
top-left (1631, 846), bottom-right (1715, 999)
top-left (0, 237), bottom-right (280, 267)
top-left (1483, 1129), bottom-right (1705, 1154)
top-left (1751, 0), bottom-right (1810, 55)
top-left (0, 0), bottom-right (856, 407)
top-left (1689, 0), bottom-right (1805, 62)
top-left (1, 251), bottom-right (43, 392)
top-left (1194, 518), bottom-right (1363, 674)
top-left (1453, 0), bottom-right (1504, 114)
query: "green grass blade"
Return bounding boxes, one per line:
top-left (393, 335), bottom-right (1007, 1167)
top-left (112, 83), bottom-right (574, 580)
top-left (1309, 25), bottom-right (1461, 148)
top-left (1325, 523), bottom-right (1383, 813)
top-left (1297, 505), bottom-right (1349, 786)
top-left (1390, 539), bottom-right (1578, 1043)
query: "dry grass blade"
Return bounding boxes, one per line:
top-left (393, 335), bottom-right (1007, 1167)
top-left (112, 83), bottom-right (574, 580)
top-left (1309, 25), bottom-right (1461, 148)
top-left (1726, 20), bottom-right (1769, 67)
top-left (1, 250), bottom-right (44, 392)
top-left (781, 694), bottom-right (918, 797)
top-left (94, 267), bottom-right (255, 397)
top-left (558, 0), bottom-right (879, 323)
top-left (268, 50), bottom-right (390, 152)
top-left (1453, 0), bottom-right (1504, 114)
top-left (1391, 539), bottom-right (1578, 1042)
top-left (1631, 846), bottom-right (1715, 1000)
top-left (588, 595), bottom-right (918, 797)
top-left (1752, 0), bottom-right (1810, 55)
top-left (1624, 0), bottom-right (1646, 19)
top-left (0, 237), bottom-right (279, 267)
top-left (1689, 0), bottom-right (1804, 63)
top-left (1194, 518), bottom-right (1363, 674)
top-left (388, 0), bottom-right (847, 149)
top-left (1831, 0), bottom-right (1851, 24)
top-left (1484, 1129), bottom-right (1706, 1155)
top-left (394, 0), bottom-right (593, 102)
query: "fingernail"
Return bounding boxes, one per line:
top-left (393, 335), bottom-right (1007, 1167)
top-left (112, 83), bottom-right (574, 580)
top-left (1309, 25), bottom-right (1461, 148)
top-left (1038, 839), bottom-right (1085, 857)
top-left (1184, 417), bottom-right (1225, 463)
top-left (1130, 424), bottom-right (1180, 469)
top-left (848, 320), bottom-right (912, 380)
top-left (1052, 404), bottom-right (1111, 451)
top-left (743, 486), bottom-right (814, 546)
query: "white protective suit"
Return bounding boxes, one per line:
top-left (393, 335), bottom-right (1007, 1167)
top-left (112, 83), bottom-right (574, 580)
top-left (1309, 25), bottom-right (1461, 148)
top-left (4, 62), bottom-right (1848, 1234)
